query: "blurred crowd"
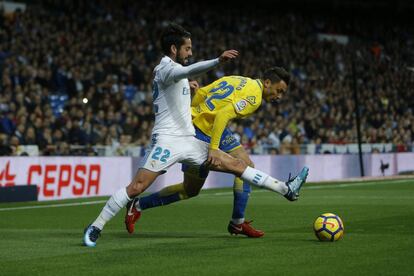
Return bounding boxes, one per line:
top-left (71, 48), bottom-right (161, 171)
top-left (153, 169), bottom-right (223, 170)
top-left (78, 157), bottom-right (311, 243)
top-left (0, 0), bottom-right (413, 156)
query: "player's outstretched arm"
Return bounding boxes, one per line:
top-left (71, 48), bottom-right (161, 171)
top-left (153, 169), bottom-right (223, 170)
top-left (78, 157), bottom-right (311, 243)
top-left (218, 50), bottom-right (239, 63)
top-left (170, 50), bottom-right (239, 81)
top-left (206, 105), bottom-right (238, 167)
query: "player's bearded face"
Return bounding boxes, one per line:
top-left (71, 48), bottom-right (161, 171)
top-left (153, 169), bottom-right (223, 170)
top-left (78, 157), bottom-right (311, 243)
top-left (266, 80), bottom-right (287, 103)
top-left (176, 38), bottom-right (193, 65)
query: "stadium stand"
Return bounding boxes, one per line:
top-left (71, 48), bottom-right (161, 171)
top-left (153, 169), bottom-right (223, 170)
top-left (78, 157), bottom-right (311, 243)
top-left (0, 0), bottom-right (413, 156)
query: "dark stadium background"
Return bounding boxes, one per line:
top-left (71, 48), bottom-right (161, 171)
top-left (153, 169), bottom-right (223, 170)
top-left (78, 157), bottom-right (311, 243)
top-left (1, 0), bottom-right (413, 157)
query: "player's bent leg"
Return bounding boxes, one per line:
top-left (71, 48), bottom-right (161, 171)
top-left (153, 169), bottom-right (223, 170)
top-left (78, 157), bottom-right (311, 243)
top-left (84, 187), bottom-right (131, 247)
top-left (136, 168), bottom-right (206, 209)
top-left (231, 176), bottom-right (250, 223)
top-left (207, 149), bottom-right (247, 175)
top-left (228, 147), bottom-right (252, 223)
top-left (125, 167), bottom-right (207, 234)
top-left (84, 168), bottom-right (161, 246)
top-left (125, 136), bottom-right (210, 234)
top-left (208, 150), bottom-right (309, 199)
top-left (182, 164), bottom-right (209, 197)
top-left (124, 169), bottom-right (163, 234)
top-left (126, 168), bottom-right (162, 198)
top-left (227, 147), bottom-right (264, 237)
top-left (240, 165), bottom-right (309, 200)
top-left (137, 183), bottom-right (189, 211)
top-left (227, 177), bottom-right (263, 238)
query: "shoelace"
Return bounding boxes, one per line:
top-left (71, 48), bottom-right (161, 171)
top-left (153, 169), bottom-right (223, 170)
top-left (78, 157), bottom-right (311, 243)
top-left (287, 172), bottom-right (293, 183)
top-left (244, 220), bottom-right (253, 225)
top-left (232, 220), bottom-right (254, 228)
top-left (241, 221), bottom-right (264, 234)
top-left (89, 227), bottom-right (101, 242)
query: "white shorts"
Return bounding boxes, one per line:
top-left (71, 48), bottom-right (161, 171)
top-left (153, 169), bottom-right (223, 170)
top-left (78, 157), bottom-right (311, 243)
top-left (139, 134), bottom-right (209, 173)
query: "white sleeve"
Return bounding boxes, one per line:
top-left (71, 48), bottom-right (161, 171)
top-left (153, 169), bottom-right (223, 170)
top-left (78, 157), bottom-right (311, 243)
top-left (161, 58), bottom-right (220, 84)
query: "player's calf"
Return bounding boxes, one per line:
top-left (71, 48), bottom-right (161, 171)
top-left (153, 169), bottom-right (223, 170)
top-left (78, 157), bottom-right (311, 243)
top-left (126, 169), bottom-right (162, 198)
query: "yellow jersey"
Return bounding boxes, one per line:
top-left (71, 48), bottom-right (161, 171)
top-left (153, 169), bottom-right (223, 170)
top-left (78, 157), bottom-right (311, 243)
top-left (191, 76), bottom-right (263, 149)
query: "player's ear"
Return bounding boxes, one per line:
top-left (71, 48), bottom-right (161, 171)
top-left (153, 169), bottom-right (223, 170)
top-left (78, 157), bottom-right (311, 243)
top-left (170, 45), bottom-right (177, 56)
top-left (263, 79), bottom-right (272, 88)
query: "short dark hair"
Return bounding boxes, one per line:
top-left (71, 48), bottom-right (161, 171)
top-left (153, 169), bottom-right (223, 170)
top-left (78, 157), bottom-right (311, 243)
top-left (160, 22), bottom-right (191, 55)
top-left (263, 67), bottom-right (290, 86)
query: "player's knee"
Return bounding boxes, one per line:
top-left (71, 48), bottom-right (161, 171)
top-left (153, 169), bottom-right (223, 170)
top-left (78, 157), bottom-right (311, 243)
top-left (234, 158), bottom-right (247, 169)
top-left (247, 159), bottom-right (255, 168)
top-left (231, 158), bottom-right (247, 175)
top-left (128, 180), bottom-right (147, 197)
top-left (183, 181), bottom-right (203, 198)
top-left (186, 187), bottom-right (201, 198)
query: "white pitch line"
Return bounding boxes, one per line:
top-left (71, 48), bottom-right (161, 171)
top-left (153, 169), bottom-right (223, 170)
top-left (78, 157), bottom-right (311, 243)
top-left (205, 179), bottom-right (414, 195)
top-left (0, 179), bottom-right (412, 212)
top-left (0, 200), bottom-right (107, 212)
top-left (305, 179), bottom-right (413, 190)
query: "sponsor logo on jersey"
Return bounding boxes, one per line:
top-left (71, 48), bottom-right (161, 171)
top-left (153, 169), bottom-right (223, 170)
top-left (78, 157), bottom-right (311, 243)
top-left (182, 87), bottom-right (190, 95)
top-left (221, 135), bottom-right (235, 146)
top-left (235, 99), bottom-right (248, 112)
top-left (246, 96), bottom-right (256, 104)
top-left (235, 77), bottom-right (247, 90)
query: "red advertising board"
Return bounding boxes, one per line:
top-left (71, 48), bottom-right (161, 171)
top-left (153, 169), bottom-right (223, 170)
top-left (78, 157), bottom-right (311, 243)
top-left (0, 157), bottom-right (132, 201)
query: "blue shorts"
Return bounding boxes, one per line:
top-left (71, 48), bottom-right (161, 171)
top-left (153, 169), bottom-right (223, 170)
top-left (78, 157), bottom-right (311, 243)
top-left (181, 126), bottom-right (241, 178)
top-left (194, 126), bottom-right (241, 153)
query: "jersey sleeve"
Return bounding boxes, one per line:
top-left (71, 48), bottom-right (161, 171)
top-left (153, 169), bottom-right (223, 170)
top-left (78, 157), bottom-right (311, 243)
top-left (210, 105), bottom-right (238, 150)
top-left (158, 59), bottom-right (219, 85)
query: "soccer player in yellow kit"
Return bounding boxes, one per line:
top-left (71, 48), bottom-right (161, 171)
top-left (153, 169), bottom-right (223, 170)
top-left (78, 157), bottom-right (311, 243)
top-left (125, 67), bottom-right (309, 237)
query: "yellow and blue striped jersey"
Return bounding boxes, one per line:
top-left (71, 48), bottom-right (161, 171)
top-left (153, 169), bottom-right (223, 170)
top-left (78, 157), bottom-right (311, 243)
top-left (191, 76), bottom-right (263, 138)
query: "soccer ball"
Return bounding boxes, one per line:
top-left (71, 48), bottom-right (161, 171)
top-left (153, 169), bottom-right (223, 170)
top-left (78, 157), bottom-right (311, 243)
top-left (313, 213), bottom-right (344, 242)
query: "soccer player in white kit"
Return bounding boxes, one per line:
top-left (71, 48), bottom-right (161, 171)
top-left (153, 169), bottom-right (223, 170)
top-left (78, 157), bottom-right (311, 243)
top-left (83, 23), bottom-right (308, 246)
top-left (83, 23), bottom-right (239, 246)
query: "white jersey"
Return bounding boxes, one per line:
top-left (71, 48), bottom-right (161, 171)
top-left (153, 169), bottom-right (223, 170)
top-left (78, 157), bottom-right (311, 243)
top-left (140, 56), bottom-right (221, 172)
top-left (151, 56), bottom-right (220, 137)
top-left (152, 56), bottom-right (194, 136)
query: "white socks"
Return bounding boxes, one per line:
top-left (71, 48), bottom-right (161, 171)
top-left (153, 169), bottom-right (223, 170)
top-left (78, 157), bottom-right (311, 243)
top-left (92, 188), bottom-right (131, 230)
top-left (231, 218), bottom-right (245, 225)
top-left (134, 199), bottom-right (142, 211)
top-left (241, 166), bottom-right (288, 195)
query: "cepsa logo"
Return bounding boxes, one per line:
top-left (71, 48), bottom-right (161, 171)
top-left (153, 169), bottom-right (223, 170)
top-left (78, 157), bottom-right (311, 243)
top-left (0, 161), bottom-right (101, 197)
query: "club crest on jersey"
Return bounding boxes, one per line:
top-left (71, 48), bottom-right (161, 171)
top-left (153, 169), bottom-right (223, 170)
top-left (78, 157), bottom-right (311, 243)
top-left (246, 96), bottom-right (256, 104)
top-left (235, 99), bottom-right (248, 112)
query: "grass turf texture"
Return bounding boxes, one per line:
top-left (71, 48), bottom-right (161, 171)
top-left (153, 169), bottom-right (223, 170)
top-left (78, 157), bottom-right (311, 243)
top-left (1, 179), bottom-right (413, 275)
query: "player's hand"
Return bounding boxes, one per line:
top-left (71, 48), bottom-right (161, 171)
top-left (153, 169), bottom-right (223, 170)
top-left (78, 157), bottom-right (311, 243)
top-left (189, 80), bottom-right (199, 93)
top-left (206, 148), bottom-right (222, 168)
top-left (218, 50), bottom-right (239, 63)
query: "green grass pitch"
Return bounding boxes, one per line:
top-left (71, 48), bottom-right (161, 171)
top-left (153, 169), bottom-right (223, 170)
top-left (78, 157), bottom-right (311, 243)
top-left (1, 179), bottom-right (413, 275)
